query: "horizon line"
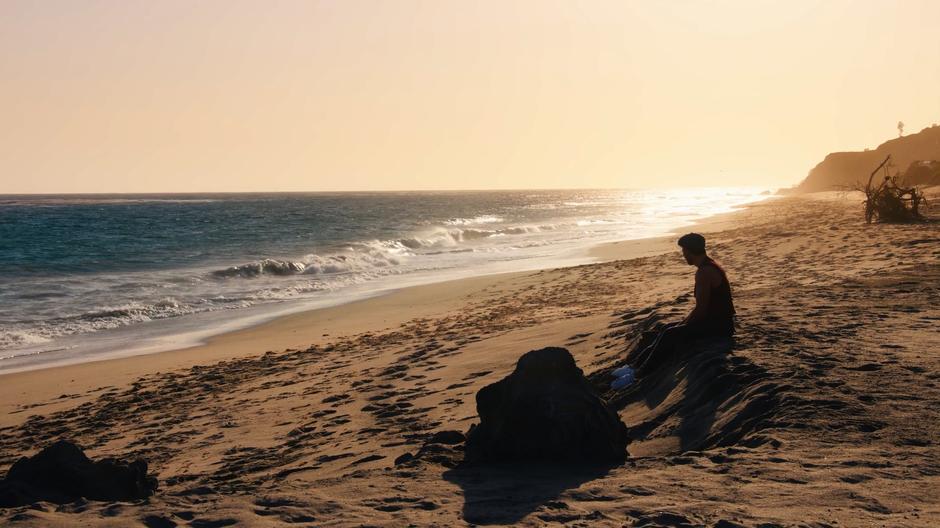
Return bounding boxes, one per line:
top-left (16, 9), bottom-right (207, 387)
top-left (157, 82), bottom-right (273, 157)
top-left (0, 184), bottom-right (786, 196)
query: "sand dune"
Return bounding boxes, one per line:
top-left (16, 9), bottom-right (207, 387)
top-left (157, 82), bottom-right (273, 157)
top-left (1, 192), bottom-right (938, 527)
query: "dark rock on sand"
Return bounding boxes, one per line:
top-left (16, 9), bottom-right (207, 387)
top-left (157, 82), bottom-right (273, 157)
top-left (465, 347), bottom-right (629, 463)
top-left (0, 440), bottom-right (157, 507)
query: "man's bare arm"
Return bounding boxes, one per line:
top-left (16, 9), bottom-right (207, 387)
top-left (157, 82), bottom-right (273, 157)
top-left (687, 266), bottom-right (718, 324)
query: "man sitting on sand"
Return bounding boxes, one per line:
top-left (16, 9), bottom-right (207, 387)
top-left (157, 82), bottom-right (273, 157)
top-left (612, 233), bottom-right (735, 387)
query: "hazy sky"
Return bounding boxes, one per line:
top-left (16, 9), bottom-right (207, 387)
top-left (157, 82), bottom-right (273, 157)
top-left (2, 1), bottom-right (938, 193)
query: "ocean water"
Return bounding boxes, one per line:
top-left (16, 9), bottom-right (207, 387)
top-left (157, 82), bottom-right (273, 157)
top-left (0, 188), bottom-right (769, 371)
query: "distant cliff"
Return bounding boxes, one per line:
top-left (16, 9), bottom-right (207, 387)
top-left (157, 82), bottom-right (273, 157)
top-left (795, 125), bottom-right (940, 192)
top-left (900, 160), bottom-right (940, 187)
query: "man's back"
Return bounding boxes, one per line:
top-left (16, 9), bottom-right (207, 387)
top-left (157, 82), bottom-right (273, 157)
top-left (694, 257), bottom-right (735, 336)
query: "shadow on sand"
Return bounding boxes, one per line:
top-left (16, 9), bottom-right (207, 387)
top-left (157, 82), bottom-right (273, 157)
top-left (442, 462), bottom-right (614, 525)
top-left (622, 337), bottom-right (736, 453)
top-left (596, 310), bottom-right (782, 456)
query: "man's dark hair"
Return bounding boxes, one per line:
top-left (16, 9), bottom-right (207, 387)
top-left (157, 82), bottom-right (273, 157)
top-left (678, 232), bottom-right (706, 255)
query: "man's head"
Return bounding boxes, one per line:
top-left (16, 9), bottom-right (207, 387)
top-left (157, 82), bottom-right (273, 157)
top-left (677, 232), bottom-right (706, 265)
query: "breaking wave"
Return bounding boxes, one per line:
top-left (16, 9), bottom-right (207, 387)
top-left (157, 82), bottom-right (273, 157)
top-left (213, 223), bottom-right (553, 279)
top-left (212, 259), bottom-right (308, 278)
top-left (0, 298), bottom-right (198, 350)
top-left (398, 225), bottom-right (550, 249)
top-left (212, 241), bottom-right (409, 279)
top-left (0, 330), bottom-right (51, 349)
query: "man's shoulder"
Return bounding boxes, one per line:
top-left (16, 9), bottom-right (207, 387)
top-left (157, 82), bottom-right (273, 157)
top-left (695, 264), bottom-right (723, 284)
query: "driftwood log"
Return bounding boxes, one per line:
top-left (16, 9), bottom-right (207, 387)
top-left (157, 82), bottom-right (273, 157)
top-left (858, 155), bottom-right (927, 223)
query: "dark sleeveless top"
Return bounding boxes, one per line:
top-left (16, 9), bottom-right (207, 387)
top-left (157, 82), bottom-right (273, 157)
top-left (699, 257), bottom-right (736, 335)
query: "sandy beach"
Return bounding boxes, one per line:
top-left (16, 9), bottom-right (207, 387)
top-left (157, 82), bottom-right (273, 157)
top-left (1, 192), bottom-right (938, 527)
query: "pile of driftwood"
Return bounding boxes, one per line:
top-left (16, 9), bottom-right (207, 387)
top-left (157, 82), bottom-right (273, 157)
top-left (858, 155), bottom-right (928, 223)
